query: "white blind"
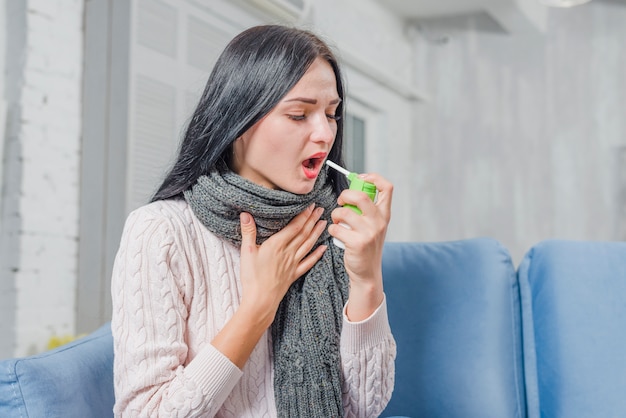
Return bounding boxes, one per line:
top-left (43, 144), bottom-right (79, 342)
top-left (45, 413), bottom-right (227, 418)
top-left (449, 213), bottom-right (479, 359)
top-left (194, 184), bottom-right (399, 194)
top-left (126, 0), bottom-right (232, 211)
top-left (130, 75), bottom-right (176, 208)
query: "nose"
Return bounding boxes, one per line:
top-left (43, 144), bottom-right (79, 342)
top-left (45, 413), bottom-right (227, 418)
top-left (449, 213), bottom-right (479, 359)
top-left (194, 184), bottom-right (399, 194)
top-left (310, 114), bottom-right (336, 144)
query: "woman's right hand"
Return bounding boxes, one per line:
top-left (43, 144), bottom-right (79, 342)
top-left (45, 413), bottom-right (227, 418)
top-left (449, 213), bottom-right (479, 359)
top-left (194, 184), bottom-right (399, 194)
top-left (238, 204), bottom-right (328, 327)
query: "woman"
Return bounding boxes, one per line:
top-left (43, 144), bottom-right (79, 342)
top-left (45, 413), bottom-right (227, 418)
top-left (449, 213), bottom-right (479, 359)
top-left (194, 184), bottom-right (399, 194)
top-left (111, 25), bottom-right (396, 417)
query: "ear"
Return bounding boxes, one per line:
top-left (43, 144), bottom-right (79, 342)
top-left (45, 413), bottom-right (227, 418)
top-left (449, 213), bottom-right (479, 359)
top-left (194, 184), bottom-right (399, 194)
top-left (231, 136), bottom-right (245, 173)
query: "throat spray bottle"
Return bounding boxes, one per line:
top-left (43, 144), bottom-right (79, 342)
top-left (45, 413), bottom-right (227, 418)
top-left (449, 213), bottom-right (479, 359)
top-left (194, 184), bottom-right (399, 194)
top-left (325, 160), bottom-right (377, 249)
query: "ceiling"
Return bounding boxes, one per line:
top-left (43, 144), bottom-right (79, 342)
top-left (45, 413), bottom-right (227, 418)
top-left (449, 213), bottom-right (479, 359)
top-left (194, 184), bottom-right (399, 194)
top-left (376, 0), bottom-right (550, 34)
top-left (378, 0), bottom-right (512, 18)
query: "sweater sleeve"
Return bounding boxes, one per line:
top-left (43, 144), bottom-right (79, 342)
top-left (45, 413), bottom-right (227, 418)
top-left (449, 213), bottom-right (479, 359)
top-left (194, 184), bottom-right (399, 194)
top-left (340, 295), bottom-right (397, 418)
top-left (110, 206), bottom-right (242, 417)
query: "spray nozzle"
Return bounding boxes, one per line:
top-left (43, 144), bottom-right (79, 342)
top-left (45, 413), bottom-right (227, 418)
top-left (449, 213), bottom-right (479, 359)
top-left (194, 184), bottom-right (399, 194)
top-left (325, 160), bottom-right (377, 249)
top-left (325, 160), bottom-right (377, 215)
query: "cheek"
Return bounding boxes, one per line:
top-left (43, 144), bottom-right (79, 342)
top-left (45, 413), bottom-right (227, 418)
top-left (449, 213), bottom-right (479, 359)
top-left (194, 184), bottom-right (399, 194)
top-left (264, 131), bottom-right (301, 157)
top-left (266, 139), bottom-right (284, 153)
top-left (257, 121), bottom-right (288, 154)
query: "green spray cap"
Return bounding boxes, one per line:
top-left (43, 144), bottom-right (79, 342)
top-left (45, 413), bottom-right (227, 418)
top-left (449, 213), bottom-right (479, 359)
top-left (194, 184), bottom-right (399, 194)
top-left (345, 173), bottom-right (376, 214)
top-left (326, 160), bottom-right (377, 215)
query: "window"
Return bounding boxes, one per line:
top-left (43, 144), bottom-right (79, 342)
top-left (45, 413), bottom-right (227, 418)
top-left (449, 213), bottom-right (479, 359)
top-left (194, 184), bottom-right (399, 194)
top-left (78, 0), bottom-right (241, 332)
top-left (343, 113), bottom-right (366, 173)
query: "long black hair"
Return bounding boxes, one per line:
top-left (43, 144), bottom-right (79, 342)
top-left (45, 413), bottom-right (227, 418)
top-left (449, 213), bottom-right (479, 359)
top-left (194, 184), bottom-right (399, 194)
top-left (151, 25), bottom-right (348, 201)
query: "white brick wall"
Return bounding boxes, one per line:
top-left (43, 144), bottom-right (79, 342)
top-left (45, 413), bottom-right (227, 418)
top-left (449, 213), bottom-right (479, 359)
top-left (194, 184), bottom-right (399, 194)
top-left (0, 0), bottom-right (9, 360)
top-left (1, 0), bottom-right (84, 357)
top-left (0, 2), bottom-right (5, 164)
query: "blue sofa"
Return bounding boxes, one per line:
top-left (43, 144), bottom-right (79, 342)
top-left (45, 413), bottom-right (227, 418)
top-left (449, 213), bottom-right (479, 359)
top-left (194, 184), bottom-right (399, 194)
top-left (0, 321), bottom-right (114, 417)
top-left (1, 238), bottom-right (625, 417)
top-left (517, 240), bottom-right (626, 418)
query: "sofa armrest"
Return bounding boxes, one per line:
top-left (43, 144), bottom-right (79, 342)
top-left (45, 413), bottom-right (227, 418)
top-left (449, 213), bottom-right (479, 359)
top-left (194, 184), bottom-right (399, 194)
top-left (518, 240), bottom-right (626, 418)
top-left (0, 322), bottom-right (114, 418)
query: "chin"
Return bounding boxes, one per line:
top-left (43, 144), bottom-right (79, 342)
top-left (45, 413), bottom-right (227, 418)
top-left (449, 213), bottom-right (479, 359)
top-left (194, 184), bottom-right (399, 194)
top-left (281, 182), bottom-right (315, 195)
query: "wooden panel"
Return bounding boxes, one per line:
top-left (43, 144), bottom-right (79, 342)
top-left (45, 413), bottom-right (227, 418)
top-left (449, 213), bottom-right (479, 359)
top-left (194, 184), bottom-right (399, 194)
top-left (129, 75), bottom-right (176, 209)
top-left (137, 0), bottom-right (177, 57)
top-left (187, 15), bottom-right (229, 71)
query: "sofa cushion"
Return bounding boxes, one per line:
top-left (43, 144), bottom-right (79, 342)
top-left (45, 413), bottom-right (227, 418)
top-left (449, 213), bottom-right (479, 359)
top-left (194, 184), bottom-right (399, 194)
top-left (380, 238), bottom-right (526, 418)
top-left (0, 322), bottom-right (114, 418)
top-left (518, 240), bottom-right (626, 418)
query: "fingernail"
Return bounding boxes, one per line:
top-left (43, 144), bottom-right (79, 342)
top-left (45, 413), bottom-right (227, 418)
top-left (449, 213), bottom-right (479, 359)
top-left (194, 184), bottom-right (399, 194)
top-left (240, 212), bottom-right (251, 224)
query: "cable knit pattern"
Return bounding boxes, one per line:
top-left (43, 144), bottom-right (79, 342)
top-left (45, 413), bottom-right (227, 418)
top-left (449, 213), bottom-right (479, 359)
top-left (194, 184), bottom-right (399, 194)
top-left (111, 199), bottom-right (396, 417)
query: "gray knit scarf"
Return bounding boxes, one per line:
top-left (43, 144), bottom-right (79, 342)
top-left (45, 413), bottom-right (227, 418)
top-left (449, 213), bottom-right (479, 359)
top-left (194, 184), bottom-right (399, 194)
top-left (184, 167), bottom-right (348, 417)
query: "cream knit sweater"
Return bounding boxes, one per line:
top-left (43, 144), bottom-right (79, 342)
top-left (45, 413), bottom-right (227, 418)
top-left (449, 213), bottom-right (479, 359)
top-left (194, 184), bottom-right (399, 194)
top-left (111, 199), bottom-right (396, 417)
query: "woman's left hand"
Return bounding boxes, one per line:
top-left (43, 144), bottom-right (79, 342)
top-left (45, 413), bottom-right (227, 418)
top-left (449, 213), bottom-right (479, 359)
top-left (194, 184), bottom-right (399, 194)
top-left (328, 172), bottom-right (393, 321)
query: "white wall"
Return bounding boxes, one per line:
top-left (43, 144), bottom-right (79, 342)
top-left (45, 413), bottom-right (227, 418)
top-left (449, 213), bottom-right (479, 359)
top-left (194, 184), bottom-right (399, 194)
top-left (9, 0), bottom-right (623, 358)
top-left (311, 0), bottom-right (418, 241)
top-left (409, 1), bottom-right (626, 263)
top-left (0, 0), bottom-right (11, 358)
top-left (0, 1), bottom-right (6, 166)
top-left (0, 0), bottom-right (84, 358)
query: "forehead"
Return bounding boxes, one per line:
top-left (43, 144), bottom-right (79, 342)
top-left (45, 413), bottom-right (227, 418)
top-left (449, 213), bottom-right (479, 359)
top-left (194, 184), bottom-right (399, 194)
top-left (285, 58), bottom-right (338, 97)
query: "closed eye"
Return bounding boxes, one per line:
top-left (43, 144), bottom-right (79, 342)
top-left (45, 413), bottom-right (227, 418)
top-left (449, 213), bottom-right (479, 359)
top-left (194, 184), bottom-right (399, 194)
top-left (327, 114), bottom-right (341, 121)
top-left (287, 113), bottom-right (340, 121)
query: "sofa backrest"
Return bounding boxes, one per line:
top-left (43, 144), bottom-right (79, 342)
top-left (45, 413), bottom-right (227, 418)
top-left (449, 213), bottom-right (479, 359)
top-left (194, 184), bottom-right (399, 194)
top-left (518, 239), bottom-right (626, 418)
top-left (380, 238), bottom-right (526, 418)
top-left (0, 322), bottom-right (114, 418)
top-left (10, 239), bottom-right (623, 417)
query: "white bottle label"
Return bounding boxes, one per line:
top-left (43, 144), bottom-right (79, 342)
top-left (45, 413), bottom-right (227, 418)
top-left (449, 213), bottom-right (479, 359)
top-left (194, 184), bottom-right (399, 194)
top-left (333, 222), bottom-right (350, 249)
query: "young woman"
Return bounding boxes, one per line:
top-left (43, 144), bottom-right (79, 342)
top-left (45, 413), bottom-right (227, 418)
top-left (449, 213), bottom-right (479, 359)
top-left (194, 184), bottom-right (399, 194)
top-left (111, 25), bottom-right (396, 417)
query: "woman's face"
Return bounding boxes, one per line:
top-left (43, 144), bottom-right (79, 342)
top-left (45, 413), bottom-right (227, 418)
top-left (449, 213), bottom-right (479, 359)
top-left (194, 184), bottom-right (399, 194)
top-left (232, 57), bottom-right (340, 194)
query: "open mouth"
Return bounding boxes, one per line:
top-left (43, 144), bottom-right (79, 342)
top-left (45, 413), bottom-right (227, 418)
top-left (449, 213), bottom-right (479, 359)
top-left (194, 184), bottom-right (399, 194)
top-left (304, 158), bottom-right (318, 170)
top-left (302, 154), bottom-right (326, 178)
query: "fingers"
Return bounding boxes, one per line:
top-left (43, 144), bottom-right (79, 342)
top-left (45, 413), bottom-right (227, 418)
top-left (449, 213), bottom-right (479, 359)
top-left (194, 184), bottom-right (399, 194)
top-left (245, 204), bottom-right (327, 266)
top-left (239, 208), bottom-right (328, 303)
top-left (240, 212), bottom-right (257, 253)
top-left (294, 215), bottom-right (327, 261)
top-left (295, 244), bottom-right (327, 278)
top-left (280, 204), bottom-right (325, 246)
top-left (360, 172), bottom-right (393, 209)
top-left (329, 172), bottom-right (394, 256)
top-left (338, 172), bottom-right (393, 220)
top-left (280, 205), bottom-right (328, 280)
top-left (281, 203), bottom-right (316, 236)
top-left (237, 206), bottom-right (329, 319)
top-left (241, 204), bottom-right (326, 256)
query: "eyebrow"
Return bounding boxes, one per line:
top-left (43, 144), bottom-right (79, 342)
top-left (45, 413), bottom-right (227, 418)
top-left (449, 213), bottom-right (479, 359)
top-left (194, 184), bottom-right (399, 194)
top-left (284, 97), bottom-right (342, 105)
